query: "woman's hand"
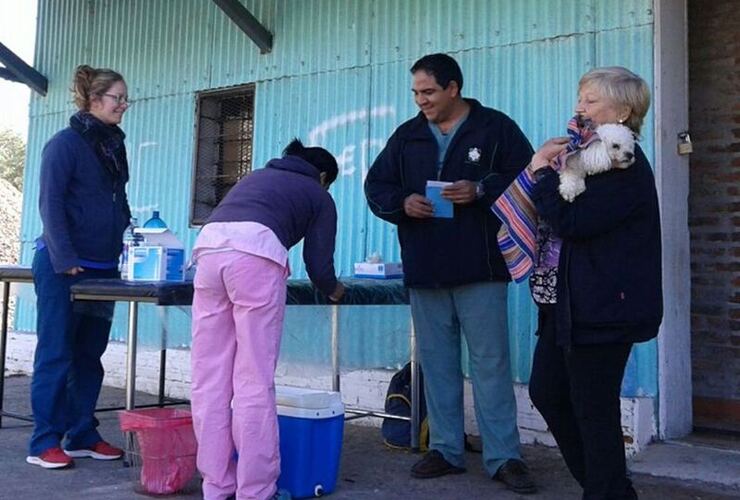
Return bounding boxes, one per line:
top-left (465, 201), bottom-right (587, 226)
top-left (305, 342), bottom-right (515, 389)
top-left (64, 266), bottom-right (84, 276)
top-left (529, 137), bottom-right (570, 173)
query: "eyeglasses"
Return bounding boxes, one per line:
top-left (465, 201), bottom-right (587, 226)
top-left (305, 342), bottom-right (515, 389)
top-left (102, 93), bottom-right (130, 105)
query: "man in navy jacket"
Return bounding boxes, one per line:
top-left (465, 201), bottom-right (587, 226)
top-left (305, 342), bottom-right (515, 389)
top-left (364, 53), bottom-right (536, 494)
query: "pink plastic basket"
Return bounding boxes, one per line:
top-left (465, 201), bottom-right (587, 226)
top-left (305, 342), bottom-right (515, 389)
top-left (118, 408), bottom-right (198, 495)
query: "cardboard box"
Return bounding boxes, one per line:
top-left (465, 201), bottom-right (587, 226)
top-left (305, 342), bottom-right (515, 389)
top-left (276, 386), bottom-right (344, 498)
top-left (134, 228), bottom-right (185, 281)
top-left (353, 262), bottom-right (403, 279)
top-left (128, 246), bottom-right (168, 281)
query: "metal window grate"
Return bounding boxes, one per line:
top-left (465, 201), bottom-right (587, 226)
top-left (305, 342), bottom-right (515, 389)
top-left (191, 85), bottom-right (255, 225)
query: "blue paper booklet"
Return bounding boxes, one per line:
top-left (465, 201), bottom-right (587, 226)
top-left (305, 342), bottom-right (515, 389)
top-left (425, 180), bottom-right (454, 218)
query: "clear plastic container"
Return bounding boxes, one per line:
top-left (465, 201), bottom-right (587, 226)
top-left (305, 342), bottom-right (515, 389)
top-left (120, 217), bottom-right (143, 280)
top-left (118, 408), bottom-right (198, 495)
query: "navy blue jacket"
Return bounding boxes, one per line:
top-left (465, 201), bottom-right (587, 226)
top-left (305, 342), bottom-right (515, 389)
top-left (207, 156), bottom-right (339, 296)
top-left (531, 145), bottom-right (663, 345)
top-left (364, 99), bottom-right (533, 288)
top-left (38, 127), bottom-right (131, 273)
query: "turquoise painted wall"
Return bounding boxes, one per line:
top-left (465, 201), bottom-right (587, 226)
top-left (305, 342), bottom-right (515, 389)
top-left (17, 0), bottom-right (657, 396)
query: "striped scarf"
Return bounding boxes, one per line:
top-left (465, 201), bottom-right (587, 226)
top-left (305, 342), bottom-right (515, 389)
top-left (491, 117), bottom-right (597, 283)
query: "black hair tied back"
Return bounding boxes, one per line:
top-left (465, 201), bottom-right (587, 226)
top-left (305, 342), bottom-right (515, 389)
top-left (283, 138), bottom-right (306, 157)
top-left (283, 138), bottom-right (339, 186)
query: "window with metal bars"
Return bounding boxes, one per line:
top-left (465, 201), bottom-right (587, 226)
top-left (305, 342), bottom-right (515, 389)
top-left (190, 84), bottom-right (255, 225)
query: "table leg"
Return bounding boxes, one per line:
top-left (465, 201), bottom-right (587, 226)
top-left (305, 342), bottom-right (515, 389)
top-left (0, 281), bottom-right (9, 428)
top-left (157, 308), bottom-right (167, 406)
top-left (331, 304), bottom-right (339, 392)
top-left (123, 301), bottom-right (139, 465)
top-left (125, 301), bottom-right (138, 411)
top-left (410, 319), bottom-right (420, 451)
top-left (158, 349), bottom-right (166, 406)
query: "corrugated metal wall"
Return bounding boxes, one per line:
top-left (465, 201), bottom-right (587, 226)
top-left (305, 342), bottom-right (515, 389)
top-left (17, 0), bottom-right (657, 394)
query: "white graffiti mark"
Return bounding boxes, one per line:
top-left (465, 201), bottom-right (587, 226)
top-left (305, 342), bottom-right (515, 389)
top-left (307, 106), bottom-right (396, 179)
top-left (335, 137), bottom-right (390, 180)
top-left (332, 139), bottom-right (389, 179)
top-left (335, 144), bottom-right (357, 176)
top-left (307, 106), bottom-right (395, 145)
top-left (134, 141), bottom-right (158, 175)
top-left (130, 141), bottom-right (159, 218)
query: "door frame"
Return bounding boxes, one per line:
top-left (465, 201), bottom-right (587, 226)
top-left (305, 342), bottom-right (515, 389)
top-left (654, 0), bottom-right (692, 439)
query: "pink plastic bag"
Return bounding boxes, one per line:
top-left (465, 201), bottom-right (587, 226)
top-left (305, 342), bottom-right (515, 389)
top-left (119, 408), bottom-right (198, 495)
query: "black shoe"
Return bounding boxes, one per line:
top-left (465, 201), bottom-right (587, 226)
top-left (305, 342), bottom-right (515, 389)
top-left (493, 459), bottom-right (537, 494)
top-left (411, 450), bottom-right (466, 479)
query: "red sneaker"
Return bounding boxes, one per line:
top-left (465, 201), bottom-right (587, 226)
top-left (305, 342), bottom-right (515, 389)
top-left (26, 447), bottom-right (74, 469)
top-left (64, 441), bottom-right (123, 460)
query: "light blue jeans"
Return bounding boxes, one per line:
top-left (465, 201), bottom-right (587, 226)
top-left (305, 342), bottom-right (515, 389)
top-left (410, 281), bottom-right (520, 476)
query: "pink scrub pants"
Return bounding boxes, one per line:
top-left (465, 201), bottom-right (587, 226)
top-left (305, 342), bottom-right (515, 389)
top-left (191, 251), bottom-right (287, 500)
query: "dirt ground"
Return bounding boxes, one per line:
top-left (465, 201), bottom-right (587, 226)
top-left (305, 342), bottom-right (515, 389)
top-left (1, 375), bottom-right (737, 500)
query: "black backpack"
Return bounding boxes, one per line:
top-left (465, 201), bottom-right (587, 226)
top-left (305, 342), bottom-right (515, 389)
top-left (381, 362), bottom-right (429, 451)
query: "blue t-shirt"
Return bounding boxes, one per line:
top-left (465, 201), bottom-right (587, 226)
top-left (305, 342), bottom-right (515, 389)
top-left (428, 114), bottom-right (468, 178)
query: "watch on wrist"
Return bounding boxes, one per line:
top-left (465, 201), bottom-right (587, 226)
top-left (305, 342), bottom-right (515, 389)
top-left (475, 182), bottom-right (485, 199)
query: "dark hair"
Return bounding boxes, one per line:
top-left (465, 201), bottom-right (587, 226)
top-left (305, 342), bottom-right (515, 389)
top-left (71, 64), bottom-right (125, 111)
top-left (283, 139), bottom-right (339, 185)
top-left (410, 53), bottom-right (463, 92)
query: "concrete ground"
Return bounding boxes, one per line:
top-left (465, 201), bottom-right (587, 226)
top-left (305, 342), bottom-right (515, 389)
top-left (1, 375), bottom-right (739, 500)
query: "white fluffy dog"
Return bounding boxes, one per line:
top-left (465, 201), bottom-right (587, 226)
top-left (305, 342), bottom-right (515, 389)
top-left (558, 123), bottom-right (636, 202)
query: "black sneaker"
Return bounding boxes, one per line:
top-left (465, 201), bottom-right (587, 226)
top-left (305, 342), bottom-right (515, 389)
top-left (493, 459), bottom-right (537, 494)
top-left (410, 450), bottom-right (466, 479)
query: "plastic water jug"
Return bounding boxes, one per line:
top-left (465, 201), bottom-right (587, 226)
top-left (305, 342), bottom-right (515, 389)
top-left (143, 210), bottom-right (168, 229)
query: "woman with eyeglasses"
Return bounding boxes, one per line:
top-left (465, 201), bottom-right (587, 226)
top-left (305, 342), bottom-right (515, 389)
top-left (27, 65), bottom-right (132, 469)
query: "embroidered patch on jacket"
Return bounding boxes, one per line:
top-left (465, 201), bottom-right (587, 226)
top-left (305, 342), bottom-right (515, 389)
top-left (467, 147), bottom-right (481, 163)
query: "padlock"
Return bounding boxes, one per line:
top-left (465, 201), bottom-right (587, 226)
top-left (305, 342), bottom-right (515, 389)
top-left (677, 131), bottom-right (693, 155)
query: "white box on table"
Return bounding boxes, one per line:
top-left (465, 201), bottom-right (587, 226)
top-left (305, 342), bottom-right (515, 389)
top-left (353, 262), bottom-right (403, 279)
top-left (133, 228), bottom-right (185, 281)
top-left (128, 246), bottom-right (168, 281)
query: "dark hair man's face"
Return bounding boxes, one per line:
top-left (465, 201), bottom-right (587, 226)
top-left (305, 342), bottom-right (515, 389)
top-left (411, 70), bottom-right (458, 125)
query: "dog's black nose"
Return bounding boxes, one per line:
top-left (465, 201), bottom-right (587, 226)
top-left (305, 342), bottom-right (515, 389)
top-left (624, 151), bottom-right (634, 160)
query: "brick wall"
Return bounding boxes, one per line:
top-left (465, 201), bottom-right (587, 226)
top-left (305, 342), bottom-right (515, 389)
top-left (688, 0), bottom-right (740, 411)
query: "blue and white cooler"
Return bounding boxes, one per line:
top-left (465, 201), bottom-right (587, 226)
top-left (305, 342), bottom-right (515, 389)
top-left (276, 386), bottom-right (344, 498)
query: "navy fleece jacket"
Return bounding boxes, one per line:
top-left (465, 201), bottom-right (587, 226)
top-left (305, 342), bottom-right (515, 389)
top-left (207, 156), bottom-right (339, 296)
top-left (37, 128), bottom-right (130, 273)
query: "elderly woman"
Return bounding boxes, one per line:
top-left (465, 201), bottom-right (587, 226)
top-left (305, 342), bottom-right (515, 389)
top-left (527, 67), bottom-right (662, 499)
top-left (190, 139), bottom-right (344, 500)
top-left (27, 65), bottom-right (131, 469)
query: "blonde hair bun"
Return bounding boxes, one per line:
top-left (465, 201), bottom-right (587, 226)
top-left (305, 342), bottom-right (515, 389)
top-left (71, 64), bottom-right (124, 111)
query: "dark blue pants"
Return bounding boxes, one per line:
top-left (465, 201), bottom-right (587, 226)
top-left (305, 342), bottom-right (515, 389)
top-left (529, 307), bottom-right (637, 500)
top-left (29, 247), bottom-right (117, 455)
